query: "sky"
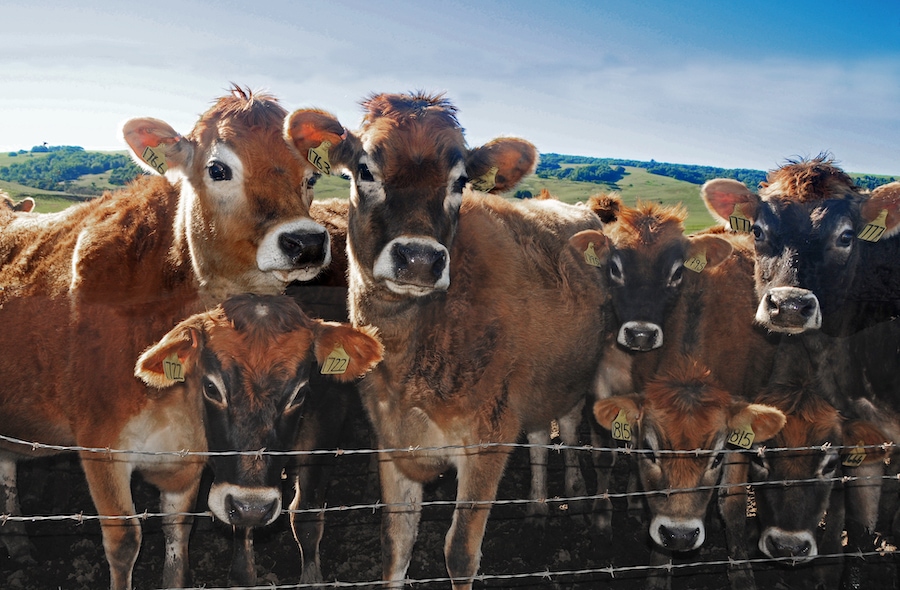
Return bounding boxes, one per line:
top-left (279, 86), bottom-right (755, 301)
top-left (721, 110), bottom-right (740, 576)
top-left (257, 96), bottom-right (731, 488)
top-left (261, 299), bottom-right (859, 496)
top-left (2, 1), bottom-right (899, 175)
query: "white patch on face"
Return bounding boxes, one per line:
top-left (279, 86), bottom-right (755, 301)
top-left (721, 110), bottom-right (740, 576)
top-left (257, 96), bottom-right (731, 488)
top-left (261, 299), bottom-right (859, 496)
top-left (207, 483), bottom-right (282, 526)
top-left (444, 160), bottom-right (466, 215)
top-left (201, 143), bottom-right (246, 213)
top-left (256, 217), bottom-right (331, 284)
top-left (617, 321), bottom-right (664, 350)
top-left (373, 236), bottom-right (451, 296)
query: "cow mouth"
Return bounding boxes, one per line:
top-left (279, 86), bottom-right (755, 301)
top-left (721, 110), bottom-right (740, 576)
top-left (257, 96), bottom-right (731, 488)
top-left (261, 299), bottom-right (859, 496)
top-left (273, 265), bottom-right (326, 284)
top-left (382, 278), bottom-right (446, 297)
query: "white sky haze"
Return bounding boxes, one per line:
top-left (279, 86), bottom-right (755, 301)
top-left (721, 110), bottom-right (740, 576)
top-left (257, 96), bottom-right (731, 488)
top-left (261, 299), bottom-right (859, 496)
top-left (2, 0), bottom-right (899, 175)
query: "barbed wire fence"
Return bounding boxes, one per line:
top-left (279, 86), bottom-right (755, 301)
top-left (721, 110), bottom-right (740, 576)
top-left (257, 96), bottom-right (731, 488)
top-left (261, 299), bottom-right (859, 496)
top-left (1, 433), bottom-right (898, 590)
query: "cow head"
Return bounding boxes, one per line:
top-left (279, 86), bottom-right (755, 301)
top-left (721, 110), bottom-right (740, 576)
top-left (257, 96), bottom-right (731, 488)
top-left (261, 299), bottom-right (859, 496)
top-left (588, 194), bottom-right (733, 351)
top-left (702, 157), bottom-right (900, 335)
top-left (123, 85), bottom-right (345, 300)
top-left (286, 92), bottom-right (537, 298)
top-left (135, 293), bottom-right (382, 528)
top-left (593, 359), bottom-right (785, 552)
top-left (751, 385), bottom-right (887, 564)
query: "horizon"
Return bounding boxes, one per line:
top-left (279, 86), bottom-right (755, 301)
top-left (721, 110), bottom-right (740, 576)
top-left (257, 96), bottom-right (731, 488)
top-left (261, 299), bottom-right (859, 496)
top-left (2, 1), bottom-right (899, 175)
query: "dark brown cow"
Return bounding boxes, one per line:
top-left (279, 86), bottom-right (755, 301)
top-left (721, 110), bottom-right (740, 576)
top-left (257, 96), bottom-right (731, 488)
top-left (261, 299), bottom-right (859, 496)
top-left (286, 92), bottom-right (615, 589)
top-left (135, 294), bottom-right (381, 584)
top-left (583, 195), bottom-right (737, 533)
top-left (0, 87), bottom-right (344, 590)
top-left (750, 382), bottom-right (889, 589)
top-left (702, 158), bottom-right (900, 583)
top-left (581, 216), bottom-right (781, 589)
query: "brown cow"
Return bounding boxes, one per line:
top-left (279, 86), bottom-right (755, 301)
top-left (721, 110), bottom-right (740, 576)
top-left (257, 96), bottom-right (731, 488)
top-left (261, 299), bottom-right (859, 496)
top-left (285, 92), bottom-right (615, 589)
top-left (0, 86), bottom-right (344, 589)
top-left (581, 215), bottom-right (781, 589)
top-left (583, 195), bottom-right (737, 533)
top-left (750, 382), bottom-right (889, 589)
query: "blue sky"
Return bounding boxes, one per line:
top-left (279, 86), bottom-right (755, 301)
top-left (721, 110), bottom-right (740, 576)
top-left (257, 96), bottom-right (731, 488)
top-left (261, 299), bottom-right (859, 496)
top-left (2, 1), bottom-right (899, 174)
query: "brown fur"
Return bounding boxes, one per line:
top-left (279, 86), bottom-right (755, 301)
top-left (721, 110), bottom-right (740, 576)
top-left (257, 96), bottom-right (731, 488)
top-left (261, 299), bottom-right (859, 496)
top-left (0, 87), bottom-right (338, 590)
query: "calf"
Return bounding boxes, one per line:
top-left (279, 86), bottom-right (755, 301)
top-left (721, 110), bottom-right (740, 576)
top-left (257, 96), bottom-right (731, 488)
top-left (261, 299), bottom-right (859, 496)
top-left (594, 359), bottom-right (785, 590)
top-left (0, 86), bottom-right (342, 589)
top-left (750, 383), bottom-right (889, 589)
top-left (584, 195), bottom-right (737, 533)
top-left (135, 294), bottom-right (381, 584)
top-left (702, 159), bottom-right (900, 579)
top-left (288, 92), bottom-right (615, 589)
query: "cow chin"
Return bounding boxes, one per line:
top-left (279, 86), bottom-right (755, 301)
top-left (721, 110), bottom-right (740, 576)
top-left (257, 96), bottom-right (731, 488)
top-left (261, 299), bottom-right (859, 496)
top-left (207, 483), bottom-right (282, 528)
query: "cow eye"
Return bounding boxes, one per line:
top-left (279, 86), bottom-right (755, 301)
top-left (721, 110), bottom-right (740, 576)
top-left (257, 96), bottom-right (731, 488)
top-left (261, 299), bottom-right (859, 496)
top-left (822, 455), bottom-right (839, 476)
top-left (668, 264), bottom-right (683, 288)
top-left (642, 442), bottom-right (657, 464)
top-left (837, 229), bottom-right (854, 248)
top-left (609, 256), bottom-right (624, 285)
top-left (711, 451), bottom-right (725, 469)
top-left (207, 161), bottom-right (233, 181)
top-left (751, 225), bottom-right (764, 241)
top-left (357, 163), bottom-right (375, 183)
top-left (202, 377), bottom-right (225, 405)
top-left (451, 175), bottom-right (468, 194)
top-left (285, 380), bottom-right (309, 411)
top-left (306, 173), bottom-right (320, 189)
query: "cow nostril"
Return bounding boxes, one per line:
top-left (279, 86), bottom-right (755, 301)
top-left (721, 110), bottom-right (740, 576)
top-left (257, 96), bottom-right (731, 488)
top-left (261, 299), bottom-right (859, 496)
top-left (394, 243), bottom-right (413, 267)
top-left (278, 231), bottom-right (326, 266)
top-left (431, 250), bottom-right (447, 280)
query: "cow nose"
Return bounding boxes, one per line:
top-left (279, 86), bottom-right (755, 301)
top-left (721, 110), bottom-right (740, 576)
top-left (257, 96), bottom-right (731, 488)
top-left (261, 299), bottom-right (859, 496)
top-left (758, 287), bottom-right (821, 332)
top-left (765, 291), bottom-right (817, 319)
top-left (225, 494), bottom-right (280, 527)
top-left (766, 535), bottom-right (812, 560)
top-left (658, 523), bottom-right (701, 551)
top-left (623, 325), bottom-right (662, 351)
top-left (392, 242), bottom-right (447, 285)
top-left (278, 230), bottom-right (327, 267)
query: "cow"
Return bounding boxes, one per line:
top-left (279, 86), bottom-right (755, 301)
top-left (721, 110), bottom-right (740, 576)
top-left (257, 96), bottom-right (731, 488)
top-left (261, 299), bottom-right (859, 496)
top-left (593, 358), bottom-right (786, 590)
top-left (583, 195), bottom-right (738, 534)
top-left (581, 211), bottom-right (781, 589)
top-left (135, 293), bottom-right (382, 585)
top-left (0, 86), bottom-right (345, 590)
top-left (701, 158), bottom-right (900, 583)
top-left (0, 190), bottom-right (35, 212)
top-left (750, 381), bottom-right (890, 590)
top-left (283, 91), bottom-right (616, 589)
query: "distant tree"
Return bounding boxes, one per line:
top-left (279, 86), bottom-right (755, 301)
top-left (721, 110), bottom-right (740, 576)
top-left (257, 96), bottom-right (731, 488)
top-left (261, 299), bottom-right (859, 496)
top-left (8, 152), bottom-right (17, 157)
top-left (513, 189), bottom-right (533, 199)
top-left (31, 145), bottom-right (49, 153)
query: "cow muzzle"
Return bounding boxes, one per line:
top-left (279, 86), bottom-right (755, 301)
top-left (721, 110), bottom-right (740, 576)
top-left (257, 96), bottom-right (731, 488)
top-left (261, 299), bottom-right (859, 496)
top-left (618, 321), bottom-right (663, 351)
top-left (756, 287), bottom-right (822, 333)
top-left (650, 515), bottom-right (705, 552)
top-left (207, 483), bottom-right (282, 527)
top-left (759, 528), bottom-right (817, 564)
top-left (257, 218), bottom-right (332, 283)
top-left (373, 237), bottom-right (450, 296)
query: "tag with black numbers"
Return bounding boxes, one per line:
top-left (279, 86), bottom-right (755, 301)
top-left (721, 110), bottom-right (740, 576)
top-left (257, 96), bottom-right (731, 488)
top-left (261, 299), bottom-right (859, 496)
top-left (320, 342), bottom-right (350, 375)
top-left (163, 353), bottom-right (185, 382)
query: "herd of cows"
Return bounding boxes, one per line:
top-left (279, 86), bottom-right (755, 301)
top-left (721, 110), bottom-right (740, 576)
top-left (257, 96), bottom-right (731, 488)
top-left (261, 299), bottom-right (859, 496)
top-left (0, 85), bottom-right (898, 590)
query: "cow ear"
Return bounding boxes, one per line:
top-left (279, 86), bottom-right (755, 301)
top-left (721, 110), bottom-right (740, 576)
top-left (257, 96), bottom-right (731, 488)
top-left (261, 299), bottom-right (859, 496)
top-left (569, 229), bottom-right (610, 268)
top-left (701, 179), bottom-right (761, 230)
top-left (842, 419), bottom-right (889, 465)
top-left (135, 323), bottom-right (203, 389)
top-left (122, 117), bottom-right (193, 175)
top-left (466, 138), bottom-right (537, 194)
top-left (587, 193), bottom-right (622, 224)
top-left (861, 182), bottom-right (900, 240)
top-left (314, 323), bottom-right (384, 382)
top-left (593, 396), bottom-right (641, 431)
top-left (729, 403), bottom-right (786, 442)
top-left (14, 197), bottom-right (35, 213)
top-left (285, 109), bottom-right (350, 175)
top-left (685, 234), bottom-right (734, 270)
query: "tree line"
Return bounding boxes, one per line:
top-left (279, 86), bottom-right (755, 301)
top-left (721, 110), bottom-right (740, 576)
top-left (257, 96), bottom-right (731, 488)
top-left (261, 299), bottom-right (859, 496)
top-left (1, 146), bottom-right (144, 193)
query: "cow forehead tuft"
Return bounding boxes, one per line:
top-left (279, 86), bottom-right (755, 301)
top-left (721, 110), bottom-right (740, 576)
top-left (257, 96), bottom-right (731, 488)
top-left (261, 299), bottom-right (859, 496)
top-left (761, 157), bottom-right (860, 203)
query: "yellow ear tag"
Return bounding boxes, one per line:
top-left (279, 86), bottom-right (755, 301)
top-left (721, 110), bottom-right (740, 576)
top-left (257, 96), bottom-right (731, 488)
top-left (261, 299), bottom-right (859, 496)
top-left (470, 166), bottom-right (498, 192)
top-left (584, 242), bottom-right (603, 267)
top-left (611, 409), bottom-right (632, 442)
top-left (857, 209), bottom-right (888, 243)
top-left (684, 249), bottom-right (708, 273)
top-left (842, 441), bottom-right (867, 467)
top-left (163, 353), bottom-right (185, 382)
top-left (320, 342), bottom-right (350, 375)
top-left (729, 203), bottom-right (752, 233)
top-left (307, 140), bottom-right (332, 175)
top-left (141, 144), bottom-right (168, 174)
top-left (727, 423), bottom-right (755, 449)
